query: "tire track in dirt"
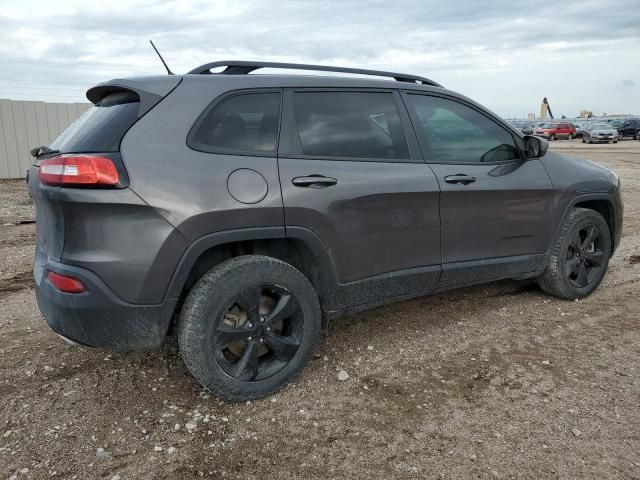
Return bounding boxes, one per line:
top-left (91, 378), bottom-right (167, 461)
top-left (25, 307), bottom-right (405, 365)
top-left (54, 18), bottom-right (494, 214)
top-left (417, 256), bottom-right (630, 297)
top-left (0, 271), bottom-right (33, 297)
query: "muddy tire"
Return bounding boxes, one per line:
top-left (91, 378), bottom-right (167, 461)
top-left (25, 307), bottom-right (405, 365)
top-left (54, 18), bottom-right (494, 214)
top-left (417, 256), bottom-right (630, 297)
top-left (178, 255), bottom-right (321, 401)
top-left (537, 208), bottom-right (611, 300)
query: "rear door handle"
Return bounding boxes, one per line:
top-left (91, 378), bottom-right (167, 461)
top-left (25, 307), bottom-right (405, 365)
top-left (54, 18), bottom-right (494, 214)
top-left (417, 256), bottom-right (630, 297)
top-left (444, 174), bottom-right (476, 185)
top-left (292, 175), bottom-right (337, 188)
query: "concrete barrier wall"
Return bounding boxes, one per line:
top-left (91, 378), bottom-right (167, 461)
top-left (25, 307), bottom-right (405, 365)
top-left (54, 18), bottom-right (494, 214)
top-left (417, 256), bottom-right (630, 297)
top-left (0, 99), bottom-right (91, 179)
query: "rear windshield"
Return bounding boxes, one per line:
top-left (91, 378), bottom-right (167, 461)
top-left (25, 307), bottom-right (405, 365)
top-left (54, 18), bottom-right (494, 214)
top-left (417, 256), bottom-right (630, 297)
top-left (49, 91), bottom-right (140, 153)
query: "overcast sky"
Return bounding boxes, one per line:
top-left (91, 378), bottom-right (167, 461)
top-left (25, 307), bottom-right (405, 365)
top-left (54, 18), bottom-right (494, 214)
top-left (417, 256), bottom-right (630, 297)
top-left (1, 0), bottom-right (639, 118)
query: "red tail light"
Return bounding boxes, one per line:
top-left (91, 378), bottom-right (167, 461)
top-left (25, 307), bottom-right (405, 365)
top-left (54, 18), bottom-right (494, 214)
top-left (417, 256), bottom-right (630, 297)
top-left (47, 272), bottom-right (86, 293)
top-left (39, 155), bottom-right (119, 186)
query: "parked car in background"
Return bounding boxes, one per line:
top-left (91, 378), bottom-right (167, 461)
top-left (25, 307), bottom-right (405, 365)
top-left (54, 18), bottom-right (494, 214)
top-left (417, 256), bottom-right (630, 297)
top-left (616, 118), bottom-right (640, 140)
top-left (534, 122), bottom-right (576, 140)
top-left (583, 123), bottom-right (619, 144)
top-left (508, 120), bottom-right (534, 135)
top-left (574, 123), bottom-right (588, 138)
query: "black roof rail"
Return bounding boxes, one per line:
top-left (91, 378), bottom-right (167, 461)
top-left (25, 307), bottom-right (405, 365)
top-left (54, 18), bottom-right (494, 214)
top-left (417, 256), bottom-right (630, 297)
top-left (187, 60), bottom-right (443, 87)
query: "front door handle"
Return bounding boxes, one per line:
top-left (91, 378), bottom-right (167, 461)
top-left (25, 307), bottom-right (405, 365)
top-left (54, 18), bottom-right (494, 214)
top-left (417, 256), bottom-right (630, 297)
top-left (444, 174), bottom-right (476, 185)
top-left (292, 175), bottom-right (337, 188)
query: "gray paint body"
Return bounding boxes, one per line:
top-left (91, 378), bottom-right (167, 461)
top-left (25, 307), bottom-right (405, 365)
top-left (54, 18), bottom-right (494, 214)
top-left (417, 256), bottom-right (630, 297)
top-left (28, 72), bottom-right (623, 349)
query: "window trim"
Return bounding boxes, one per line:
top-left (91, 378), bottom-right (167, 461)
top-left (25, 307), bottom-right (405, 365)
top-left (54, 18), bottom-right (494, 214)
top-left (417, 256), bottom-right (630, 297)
top-left (279, 87), bottom-right (423, 164)
top-left (400, 91), bottom-right (526, 165)
top-left (186, 88), bottom-right (283, 158)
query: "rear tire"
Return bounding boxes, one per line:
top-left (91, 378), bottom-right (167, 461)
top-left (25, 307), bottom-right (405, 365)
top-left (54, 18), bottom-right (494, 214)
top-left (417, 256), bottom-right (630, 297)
top-left (537, 208), bottom-right (611, 300)
top-left (178, 255), bottom-right (321, 401)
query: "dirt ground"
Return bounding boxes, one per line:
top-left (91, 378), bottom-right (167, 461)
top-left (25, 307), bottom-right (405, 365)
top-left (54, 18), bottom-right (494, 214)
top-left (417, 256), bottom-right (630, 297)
top-left (1, 139), bottom-right (639, 480)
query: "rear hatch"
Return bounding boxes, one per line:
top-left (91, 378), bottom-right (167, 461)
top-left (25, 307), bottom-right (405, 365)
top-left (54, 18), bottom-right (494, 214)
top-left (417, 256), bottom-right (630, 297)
top-left (28, 76), bottom-right (181, 285)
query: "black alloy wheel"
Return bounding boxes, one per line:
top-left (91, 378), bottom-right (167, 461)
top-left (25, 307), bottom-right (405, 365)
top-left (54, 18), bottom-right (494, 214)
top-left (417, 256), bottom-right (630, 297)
top-left (537, 208), bottom-right (611, 300)
top-left (214, 284), bottom-right (303, 381)
top-left (178, 255), bottom-right (321, 401)
top-left (564, 224), bottom-right (606, 289)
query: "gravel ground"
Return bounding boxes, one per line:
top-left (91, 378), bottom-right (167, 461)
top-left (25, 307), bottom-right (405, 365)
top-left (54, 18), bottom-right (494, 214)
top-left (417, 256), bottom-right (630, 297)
top-left (1, 140), bottom-right (639, 479)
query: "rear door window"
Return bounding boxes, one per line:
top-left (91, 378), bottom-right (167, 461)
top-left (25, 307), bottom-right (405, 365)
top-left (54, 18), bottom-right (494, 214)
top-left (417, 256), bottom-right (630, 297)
top-left (190, 92), bottom-right (281, 155)
top-left (290, 91), bottom-right (409, 160)
top-left (50, 91), bottom-right (140, 153)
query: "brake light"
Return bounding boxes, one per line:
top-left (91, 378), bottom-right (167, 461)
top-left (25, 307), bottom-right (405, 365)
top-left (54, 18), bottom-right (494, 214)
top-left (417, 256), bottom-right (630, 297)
top-left (39, 155), bottom-right (119, 186)
top-left (47, 272), bottom-right (85, 293)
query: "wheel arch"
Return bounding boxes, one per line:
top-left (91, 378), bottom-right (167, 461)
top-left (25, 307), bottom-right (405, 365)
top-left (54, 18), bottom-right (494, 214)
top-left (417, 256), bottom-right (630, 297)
top-left (557, 193), bottom-right (618, 253)
top-left (164, 227), bottom-right (339, 312)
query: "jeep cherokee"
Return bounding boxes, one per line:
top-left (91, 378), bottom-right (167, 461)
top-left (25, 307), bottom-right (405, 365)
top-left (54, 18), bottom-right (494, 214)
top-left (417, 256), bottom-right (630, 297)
top-left (28, 61), bottom-right (623, 400)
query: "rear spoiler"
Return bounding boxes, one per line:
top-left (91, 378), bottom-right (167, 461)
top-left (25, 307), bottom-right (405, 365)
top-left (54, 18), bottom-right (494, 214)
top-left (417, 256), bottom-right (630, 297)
top-left (87, 76), bottom-right (182, 116)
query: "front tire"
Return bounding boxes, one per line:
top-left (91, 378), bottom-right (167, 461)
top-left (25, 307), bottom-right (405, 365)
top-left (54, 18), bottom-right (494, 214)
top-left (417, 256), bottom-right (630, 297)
top-left (537, 208), bottom-right (611, 300)
top-left (178, 255), bottom-right (321, 401)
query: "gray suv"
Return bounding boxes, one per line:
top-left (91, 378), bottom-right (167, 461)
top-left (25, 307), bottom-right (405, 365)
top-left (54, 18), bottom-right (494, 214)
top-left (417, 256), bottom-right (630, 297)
top-left (28, 61), bottom-right (623, 400)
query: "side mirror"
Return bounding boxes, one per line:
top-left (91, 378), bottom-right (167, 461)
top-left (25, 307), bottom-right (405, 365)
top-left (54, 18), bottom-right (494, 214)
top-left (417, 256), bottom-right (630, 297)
top-left (523, 135), bottom-right (549, 159)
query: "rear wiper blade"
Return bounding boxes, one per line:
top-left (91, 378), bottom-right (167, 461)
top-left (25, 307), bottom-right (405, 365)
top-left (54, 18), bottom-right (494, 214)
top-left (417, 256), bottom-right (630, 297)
top-left (30, 145), bottom-right (60, 158)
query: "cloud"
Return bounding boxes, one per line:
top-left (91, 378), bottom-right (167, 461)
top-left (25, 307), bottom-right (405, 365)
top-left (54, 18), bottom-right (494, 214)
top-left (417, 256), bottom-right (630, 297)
top-left (0, 0), bottom-right (639, 116)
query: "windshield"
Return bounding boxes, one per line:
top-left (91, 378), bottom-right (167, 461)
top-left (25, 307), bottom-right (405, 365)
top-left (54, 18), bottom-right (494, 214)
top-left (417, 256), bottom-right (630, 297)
top-left (591, 124), bottom-right (612, 130)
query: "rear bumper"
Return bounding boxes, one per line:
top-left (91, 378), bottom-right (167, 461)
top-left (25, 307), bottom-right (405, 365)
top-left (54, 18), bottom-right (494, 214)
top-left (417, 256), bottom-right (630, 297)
top-left (34, 252), bottom-right (177, 350)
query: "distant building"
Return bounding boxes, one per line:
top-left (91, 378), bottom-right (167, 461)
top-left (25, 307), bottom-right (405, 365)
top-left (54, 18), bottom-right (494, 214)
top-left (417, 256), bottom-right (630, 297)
top-left (579, 110), bottom-right (593, 118)
top-left (540, 97), bottom-right (552, 119)
top-left (527, 113), bottom-right (536, 120)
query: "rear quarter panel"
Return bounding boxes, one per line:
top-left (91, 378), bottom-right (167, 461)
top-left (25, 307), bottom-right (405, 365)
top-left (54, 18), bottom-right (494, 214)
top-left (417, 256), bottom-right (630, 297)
top-left (33, 179), bottom-right (188, 305)
top-left (119, 76), bottom-right (285, 240)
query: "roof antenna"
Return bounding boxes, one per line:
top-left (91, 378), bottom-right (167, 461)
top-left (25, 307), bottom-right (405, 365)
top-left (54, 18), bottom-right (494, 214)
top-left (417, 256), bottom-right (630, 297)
top-left (149, 40), bottom-right (174, 75)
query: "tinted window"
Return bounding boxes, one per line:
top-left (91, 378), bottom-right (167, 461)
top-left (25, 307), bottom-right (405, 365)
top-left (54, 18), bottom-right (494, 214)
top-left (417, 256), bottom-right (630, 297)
top-left (407, 95), bottom-right (519, 163)
top-left (50, 91), bottom-right (139, 153)
top-left (292, 92), bottom-right (408, 160)
top-left (192, 92), bottom-right (281, 154)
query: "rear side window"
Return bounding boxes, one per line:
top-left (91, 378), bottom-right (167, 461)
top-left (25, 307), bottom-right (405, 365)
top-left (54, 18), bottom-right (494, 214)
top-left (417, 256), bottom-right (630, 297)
top-left (291, 92), bottom-right (409, 160)
top-left (406, 94), bottom-right (519, 163)
top-left (50, 91), bottom-right (140, 153)
top-left (190, 92), bottom-right (281, 155)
